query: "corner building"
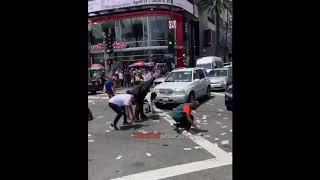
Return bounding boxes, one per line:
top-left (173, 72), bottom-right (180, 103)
top-left (88, 0), bottom-right (200, 70)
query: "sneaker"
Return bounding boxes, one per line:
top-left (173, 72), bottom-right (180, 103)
top-left (110, 124), bottom-right (119, 131)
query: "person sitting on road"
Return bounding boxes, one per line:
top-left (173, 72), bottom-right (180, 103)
top-left (108, 94), bottom-right (136, 130)
top-left (170, 100), bottom-right (201, 133)
top-left (104, 76), bottom-right (115, 98)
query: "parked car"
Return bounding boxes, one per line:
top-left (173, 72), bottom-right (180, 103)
top-left (225, 84), bottom-right (233, 111)
top-left (195, 56), bottom-right (224, 73)
top-left (207, 68), bottom-right (232, 91)
top-left (153, 68), bottom-right (211, 105)
top-left (88, 78), bottom-right (99, 95)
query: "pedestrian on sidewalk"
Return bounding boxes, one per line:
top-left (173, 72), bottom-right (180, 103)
top-left (170, 100), bottom-right (201, 133)
top-left (104, 76), bottom-right (115, 98)
top-left (125, 69), bottom-right (131, 87)
top-left (119, 70), bottom-right (124, 87)
top-left (108, 94), bottom-right (135, 130)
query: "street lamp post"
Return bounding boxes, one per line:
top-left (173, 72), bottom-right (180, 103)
top-left (224, 10), bottom-right (229, 63)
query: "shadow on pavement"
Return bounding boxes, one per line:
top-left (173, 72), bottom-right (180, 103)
top-left (190, 128), bottom-right (209, 133)
top-left (198, 95), bottom-right (215, 106)
top-left (120, 124), bottom-right (149, 131)
top-left (148, 114), bottom-right (160, 120)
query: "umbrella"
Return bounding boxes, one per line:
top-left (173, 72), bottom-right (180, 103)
top-left (128, 61), bottom-right (146, 67)
top-left (90, 64), bottom-right (104, 70)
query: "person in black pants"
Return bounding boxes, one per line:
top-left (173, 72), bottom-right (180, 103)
top-left (129, 77), bottom-right (155, 121)
top-left (108, 94), bottom-right (135, 130)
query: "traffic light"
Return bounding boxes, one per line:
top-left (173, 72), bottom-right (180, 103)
top-left (168, 31), bottom-right (175, 53)
top-left (106, 33), bottom-right (113, 54)
top-left (107, 59), bottom-right (113, 65)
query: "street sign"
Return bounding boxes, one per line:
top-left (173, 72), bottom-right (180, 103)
top-left (169, 20), bottom-right (176, 29)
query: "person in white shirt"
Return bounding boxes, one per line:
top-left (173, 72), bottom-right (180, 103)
top-left (108, 94), bottom-right (135, 130)
top-left (145, 92), bottom-right (157, 113)
top-left (118, 71), bottom-right (124, 87)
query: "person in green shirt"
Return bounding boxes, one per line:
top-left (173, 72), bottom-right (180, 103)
top-left (170, 100), bottom-right (200, 132)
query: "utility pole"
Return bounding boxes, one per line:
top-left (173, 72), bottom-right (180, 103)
top-left (224, 10), bottom-right (229, 63)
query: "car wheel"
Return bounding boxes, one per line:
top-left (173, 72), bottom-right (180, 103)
top-left (188, 92), bottom-right (195, 102)
top-left (205, 86), bottom-right (211, 98)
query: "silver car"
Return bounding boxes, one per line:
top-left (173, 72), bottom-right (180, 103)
top-left (208, 68), bottom-right (232, 91)
top-left (154, 68), bottom-right (211, 105)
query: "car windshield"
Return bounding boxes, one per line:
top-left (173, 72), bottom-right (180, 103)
top-left (165, 71), bottom-right (192, 82)
top-left (208, 70), bottom-right (228, 77)
top-left (196, 63), bottom-right (211, 70)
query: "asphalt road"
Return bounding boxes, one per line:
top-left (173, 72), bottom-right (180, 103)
top-left (88, 91), bottom-right (232, 180)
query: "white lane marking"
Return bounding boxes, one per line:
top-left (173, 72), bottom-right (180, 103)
top-left (88, 140), bottom-right (94, 143)
top-left (203, 135), bottom-right (211, 138)
top-left (88, 100), bottom-right (93, 103)
top-left (152, 120), bottom-right (160, 122)
top-left (215, 138), bottom-right (219, 141)
top-left (88, 134), bottom-right (91, 137)
top-left (222, 126), bottom-right (228, 128)
top-left (223, 117), bottom-right (229, 120)
top-left (196, 120), bottom-right (201, 123)
top-left (212, 93), bottom-right (225, 96)
top-left (218, 109), bottom-right (224, 112)
top-left (110, 158), bottom-right (231, 180)
top-left (116, 155), bottom-right (123, 160)
top-left (202, 123), bottom-right (208, 125)
top-left (106, 121), bottom-right (112, 124)
top-left (218, 113), bottom-right (222, 116)
top-left (221, 140), bottom-right (230, 146)
top-left (145, 153), bottom-right (152, 157)
top-left (220, 133), bottom-right (227, 136)
top-left (183, 148), bottom-right (192, 151)
top-left (88, 96), bottom-right (100, 99)
top-left (194, 146), bottom-right (203, 149)
top-left (155, 107), bottom-right (232, 162)
top-left (105, 130), bottom-right (110, 133)
top-left (96, 116), bottom-right (104, 119)
top-left (230, 129), bottom-right (232, 132)
top-left (216, 122), bottom-right (222, 125)
top-left (203, 120), bottom-right (207, 123)
top-left (101, 97), bottom-right (109, 100)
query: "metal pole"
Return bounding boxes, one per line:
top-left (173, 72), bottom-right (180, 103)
top-left (225, 10), bottom-right (228, 62)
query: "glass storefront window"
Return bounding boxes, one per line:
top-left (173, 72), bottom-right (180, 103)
top-left (90, 24), bottom-right (103, 44)
top-left (149, 16), bottom-right (169, 41)
top-left (120, 17), bottom-right (143, 43)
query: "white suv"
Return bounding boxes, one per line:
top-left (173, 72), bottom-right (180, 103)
top-left (153, 68), bottom-right (211, 105)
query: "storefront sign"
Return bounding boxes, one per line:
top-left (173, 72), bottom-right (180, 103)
top-left (89, 0), bottom-right (196, 17)
top-left (169, 20), bottom-right (176, 29)
top-left (91, 43), bottom-right (104, 51)
top-left (113, 41), bottom-right (127, 49)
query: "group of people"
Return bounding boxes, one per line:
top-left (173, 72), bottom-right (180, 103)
top-left (107, 75), bottom-right (201, 133)
top-left (107, 76), bottom-right (156, 130)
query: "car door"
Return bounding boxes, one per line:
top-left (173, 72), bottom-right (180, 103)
top-left (192, 70), bottom-right (201, 98)
top-left (196, 69), bottom-right (206, 96)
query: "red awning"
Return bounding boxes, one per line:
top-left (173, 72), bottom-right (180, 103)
top-left (90, 64), bottom-right (104, 70)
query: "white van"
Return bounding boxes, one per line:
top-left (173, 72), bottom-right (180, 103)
top-left (196, 56), bottom-right (224, 73)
